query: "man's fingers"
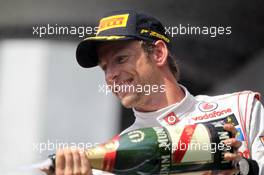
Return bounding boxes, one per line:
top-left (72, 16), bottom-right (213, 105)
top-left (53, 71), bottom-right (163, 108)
top-left (223, 123), bottom-right (237, 137)
top-left (56, 149), bottom-right (65, 174)
top-left (72, 149), bottom-right (81, 175)
top-left (64, 149), bottom-right (74, 174)
top-left (223, 138), bottom-right (242, 149)
top-left (222, 124), bottom-right (242, 163)
top-left (80, 150), bottom-right (92, 175)
top-left (42, 148), bottom-right (92, 175)
top-left (224, 152), bottom-right (242, 161)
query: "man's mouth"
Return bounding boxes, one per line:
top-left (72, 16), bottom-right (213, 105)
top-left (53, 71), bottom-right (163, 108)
top-left (114, 78), bottom-right (134, 97)
top-left (120, 78), bottom-right (134, 86)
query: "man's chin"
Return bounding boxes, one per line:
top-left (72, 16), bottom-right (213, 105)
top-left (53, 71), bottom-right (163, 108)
top-left (119, 94), bottom-right (139, 108)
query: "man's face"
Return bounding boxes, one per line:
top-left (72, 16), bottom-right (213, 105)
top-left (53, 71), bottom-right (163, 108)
top-left (97, 40), bottom-right (161, 108)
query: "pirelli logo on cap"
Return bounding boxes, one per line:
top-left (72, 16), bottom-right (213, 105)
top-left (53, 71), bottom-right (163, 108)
top-left (97, 14), bottom-right (129, 33)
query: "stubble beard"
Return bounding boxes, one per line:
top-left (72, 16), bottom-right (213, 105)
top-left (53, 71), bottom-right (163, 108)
top-left (119, 91), bottom-right (142, 108)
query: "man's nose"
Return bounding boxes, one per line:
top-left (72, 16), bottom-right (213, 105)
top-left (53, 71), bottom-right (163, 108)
top-left (105, 66), bottom-right (119, 84)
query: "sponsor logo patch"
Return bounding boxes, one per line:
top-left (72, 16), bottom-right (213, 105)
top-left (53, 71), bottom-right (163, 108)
top-left (198, 102), bottom-right (218, 112)
top-left (201, 114), bottom-right (239, 127)
top-left (163, 112), bottom-right (179, 125)
top-left (260, 136), bottom-right (264, 146)
top-left (236, 128), bottom-right (245, 141)
top-left (127, 130), bottom-right (145, 143)
top-left (199, 113), bottom-right (243, 141)
top-left (98, 14), bottom-right (129, 33)
top-left (192, 108), bottom-right (232, 121)
top-left (224, 114), bottom-right (239, 126)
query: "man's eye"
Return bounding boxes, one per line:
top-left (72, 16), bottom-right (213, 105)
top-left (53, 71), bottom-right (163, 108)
top-left (116, 56), bottom-right (128, 64)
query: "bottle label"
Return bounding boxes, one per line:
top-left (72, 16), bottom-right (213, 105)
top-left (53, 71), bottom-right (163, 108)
top-left (166, 124), bottom-right (213, 164)
top-left (87, 124), bottom-right (233, 174)
top-left (152, 127), bottom-right (171, 173)
top-left (114, 127), bottom-right (164, 174)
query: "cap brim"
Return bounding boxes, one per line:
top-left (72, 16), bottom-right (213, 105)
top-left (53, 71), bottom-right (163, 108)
top-left (76, 35), bottom-right (135, 68)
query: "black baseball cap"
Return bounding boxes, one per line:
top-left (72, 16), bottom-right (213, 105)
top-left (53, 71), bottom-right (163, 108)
top-left (76, 10), bottom-right (171, 68)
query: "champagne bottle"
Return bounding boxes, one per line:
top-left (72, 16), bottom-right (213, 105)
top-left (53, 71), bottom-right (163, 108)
top-left (48, 123), bottom-right (240, 174)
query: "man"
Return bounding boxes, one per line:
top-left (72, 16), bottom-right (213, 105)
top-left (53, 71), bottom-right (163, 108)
top-left (43, 10), bottom-right (263, 174)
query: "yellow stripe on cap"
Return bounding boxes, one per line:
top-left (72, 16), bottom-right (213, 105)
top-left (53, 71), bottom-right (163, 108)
top-left (84, 36), bottom-right (127, 40)
top-left (140, 29), bottom-right (170, 43)
top-left (97, 14), bottom-right (129, 33)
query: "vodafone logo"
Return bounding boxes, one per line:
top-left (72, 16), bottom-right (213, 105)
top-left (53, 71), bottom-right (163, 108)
top-left (192, 108), bottom-right (232, 121)
top-left (163, 112), bottom-right (179, 125)
top-left (198, 102), bottom-right (218, 112)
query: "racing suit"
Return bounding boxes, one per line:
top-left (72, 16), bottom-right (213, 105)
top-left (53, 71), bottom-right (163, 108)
top-left (121, 86), bottom-right (264, 175)
top-left (94, 86), bottom-right (264, 175)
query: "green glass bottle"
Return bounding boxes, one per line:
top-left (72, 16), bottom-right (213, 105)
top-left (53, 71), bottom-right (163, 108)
top-left (49, 123), bottom-right (239, 174)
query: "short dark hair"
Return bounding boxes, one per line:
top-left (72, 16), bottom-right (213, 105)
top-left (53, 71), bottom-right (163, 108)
top-left (140, 40), bottom-right (180, 80)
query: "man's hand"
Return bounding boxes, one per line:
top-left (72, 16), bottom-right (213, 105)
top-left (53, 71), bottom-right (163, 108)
top-left (41, 148), bottom-right (93, 175)
top-left (223, 123), bottom-right (242, 161)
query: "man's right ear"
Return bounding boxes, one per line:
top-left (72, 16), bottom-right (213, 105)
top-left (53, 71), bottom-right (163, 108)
top-left (152, 40), bottom-right (169, 67)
